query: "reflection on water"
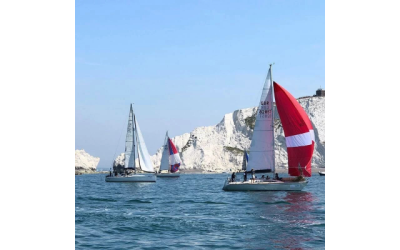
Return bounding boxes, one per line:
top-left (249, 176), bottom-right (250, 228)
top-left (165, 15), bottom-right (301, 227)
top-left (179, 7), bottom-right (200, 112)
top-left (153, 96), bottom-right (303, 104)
top-left (285, 192), bottom-right (316, 229)
top-left (271, 192), bottom-right (316, 249)
top-left (284, 191), bottom-right (315, 212)
top-left (244, 191), bottom-right (317, 249)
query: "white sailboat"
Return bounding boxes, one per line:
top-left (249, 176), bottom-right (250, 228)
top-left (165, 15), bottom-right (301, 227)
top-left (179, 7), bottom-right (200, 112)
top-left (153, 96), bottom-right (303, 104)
top-left (105, 104), bottom-right (156, 182)
top-left (157, 131), bottom-right (181, 177)
top-left (223, 64), bottom-right (314, 191)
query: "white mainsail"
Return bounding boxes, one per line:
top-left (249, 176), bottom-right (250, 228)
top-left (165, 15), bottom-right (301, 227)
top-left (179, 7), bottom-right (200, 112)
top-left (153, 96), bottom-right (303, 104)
top-left (159, 131), bottom-right (170, 171)
top-left (124, 104), bottom-right (136, 169)
top-left (135, 117), bottom-right (155, 172)
top-left (246, 67), bottom-right (275, 172)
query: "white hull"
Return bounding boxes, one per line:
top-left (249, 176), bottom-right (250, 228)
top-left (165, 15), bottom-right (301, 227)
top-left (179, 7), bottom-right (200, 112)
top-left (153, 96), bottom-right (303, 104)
top-left (318, 171), bottom-right (325, 176)
top-left (156, 173), bottom-right (180, 177)
top-left (105, 174), bottom-right (156, 182)
top-left (222, 179), bottom-right (308, 191)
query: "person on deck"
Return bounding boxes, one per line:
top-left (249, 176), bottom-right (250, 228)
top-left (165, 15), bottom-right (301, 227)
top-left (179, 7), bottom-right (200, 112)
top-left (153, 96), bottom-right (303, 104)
top-left (275, 173), bottom-right (282, 181)
top-left (231, 172), bottom-right (236, 182)
top-left (251, 168), bottom-right (255, 183)
top-left (243, 171), bottom-right (247, 182)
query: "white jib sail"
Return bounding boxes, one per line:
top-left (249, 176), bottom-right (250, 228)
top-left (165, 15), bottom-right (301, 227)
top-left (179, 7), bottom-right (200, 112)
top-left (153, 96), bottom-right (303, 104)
top-left (135, 118), bottom-right (155, 172)
top-left (246, 67), bottom-right (275, 172)
top-left (124, 105), bottom-right (136, 169)
top-left (159, 131), bottom-right (170, 171)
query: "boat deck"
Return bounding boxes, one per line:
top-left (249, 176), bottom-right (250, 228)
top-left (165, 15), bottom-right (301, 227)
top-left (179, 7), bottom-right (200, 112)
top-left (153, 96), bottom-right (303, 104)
top-left (230, 180), bottom-right (283, 184)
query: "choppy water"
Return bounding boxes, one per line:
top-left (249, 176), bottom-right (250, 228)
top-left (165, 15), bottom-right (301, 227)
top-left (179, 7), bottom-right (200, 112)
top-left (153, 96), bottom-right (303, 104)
top-left (76, 173), bottom-right (325, 249)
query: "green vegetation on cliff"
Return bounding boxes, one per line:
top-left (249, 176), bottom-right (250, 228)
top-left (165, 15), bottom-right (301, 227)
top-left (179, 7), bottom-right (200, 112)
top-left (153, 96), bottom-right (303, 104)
top-left (223, 146), bottom-right (244, 156)
top-left (245, 113), bottom-right (256, 129)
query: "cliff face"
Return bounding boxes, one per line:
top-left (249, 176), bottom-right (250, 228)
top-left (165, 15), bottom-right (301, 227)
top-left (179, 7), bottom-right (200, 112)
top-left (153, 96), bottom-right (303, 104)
top-left (115, 97), bottom-right (325, 173)
top-left (75, 149), bottom-right (100, 173)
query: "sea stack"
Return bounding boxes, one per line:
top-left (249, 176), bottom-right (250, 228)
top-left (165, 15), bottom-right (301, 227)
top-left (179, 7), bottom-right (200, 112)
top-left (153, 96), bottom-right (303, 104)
top-left (75, 149), bottom-right (100, 174)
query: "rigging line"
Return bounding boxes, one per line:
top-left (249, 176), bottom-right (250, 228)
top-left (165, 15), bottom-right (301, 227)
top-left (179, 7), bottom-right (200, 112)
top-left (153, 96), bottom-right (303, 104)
top-left (110, 114), bottom-right (128, 167)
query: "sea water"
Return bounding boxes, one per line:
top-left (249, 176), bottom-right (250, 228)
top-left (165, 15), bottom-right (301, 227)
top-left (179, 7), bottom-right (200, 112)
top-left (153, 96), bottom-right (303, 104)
top-left (75, 173), bottom-right (325, 249)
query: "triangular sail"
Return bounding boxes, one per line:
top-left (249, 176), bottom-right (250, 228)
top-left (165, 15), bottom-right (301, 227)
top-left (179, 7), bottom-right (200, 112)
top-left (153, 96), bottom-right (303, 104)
top-left (168, 138), bottom-right (181, 173)
top-left (273, 82), bottom-right (314, 177)
top-left (246, 67), bottom-right (275, 172)
top-left (135, 118), bottom-right (155, 173)
top-left (124, 104), bottom-right (136, 169)
top-left (160, 132), bottom-right (170, 171)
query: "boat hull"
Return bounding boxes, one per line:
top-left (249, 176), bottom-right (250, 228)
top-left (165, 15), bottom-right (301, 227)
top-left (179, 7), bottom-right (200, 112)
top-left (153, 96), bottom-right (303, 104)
top-left (222, 179), bottom-right (308, 191)
top-left (156, 173), bottom-right (180, 177)
top-left (105, 174), bottom-right (156, 182)
top-left (318, 171), bottom-right (325, 176)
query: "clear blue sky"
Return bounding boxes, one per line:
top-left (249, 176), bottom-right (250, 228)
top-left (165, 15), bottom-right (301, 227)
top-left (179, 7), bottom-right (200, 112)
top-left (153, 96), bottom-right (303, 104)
top-left (76, 0), bottom-right (324, 169)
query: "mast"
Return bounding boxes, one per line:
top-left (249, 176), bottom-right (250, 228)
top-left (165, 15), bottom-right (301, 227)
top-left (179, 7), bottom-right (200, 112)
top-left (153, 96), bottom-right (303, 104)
top-left (270, 64), bottom-right (275, 176)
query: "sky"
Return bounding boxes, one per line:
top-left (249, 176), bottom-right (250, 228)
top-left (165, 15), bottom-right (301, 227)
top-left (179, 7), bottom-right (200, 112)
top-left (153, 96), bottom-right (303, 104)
top-left (76, 0), bottom-right (325, 170)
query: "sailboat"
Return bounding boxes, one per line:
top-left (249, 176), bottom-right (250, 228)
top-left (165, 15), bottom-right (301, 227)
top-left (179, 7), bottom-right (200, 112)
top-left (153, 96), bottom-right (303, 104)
top-left (157, 131), bottom-right (181, 177)
top-left (105, 104), bottom-right (156, 182)
top-left (223, 64), bottom-right (314, 191)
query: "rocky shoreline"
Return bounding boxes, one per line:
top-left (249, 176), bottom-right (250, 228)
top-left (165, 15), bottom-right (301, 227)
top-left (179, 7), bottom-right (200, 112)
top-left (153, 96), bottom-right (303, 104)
top-left (75, 170), bottom-right (108, 175)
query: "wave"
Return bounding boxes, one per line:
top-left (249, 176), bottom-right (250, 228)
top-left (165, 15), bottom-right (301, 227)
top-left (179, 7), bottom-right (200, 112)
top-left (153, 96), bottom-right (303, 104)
top-left (126, 199), bottom-right (152, 204)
